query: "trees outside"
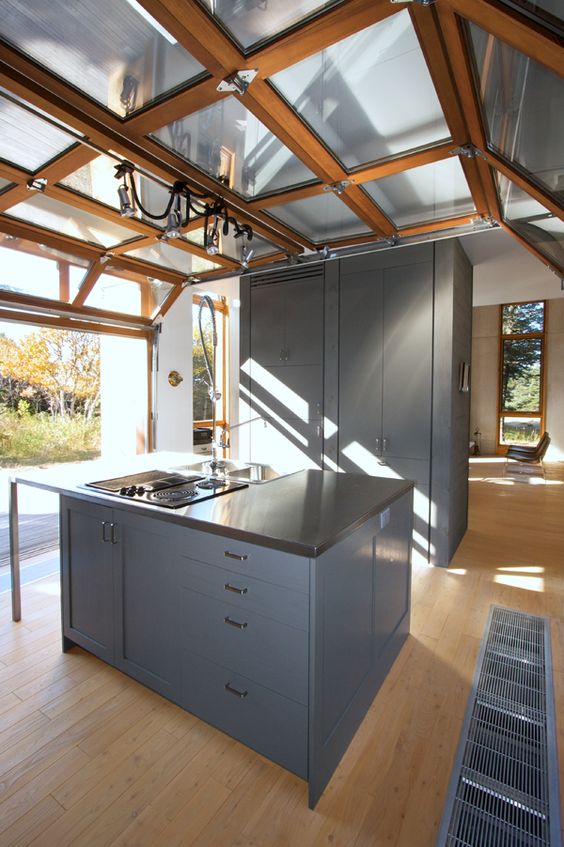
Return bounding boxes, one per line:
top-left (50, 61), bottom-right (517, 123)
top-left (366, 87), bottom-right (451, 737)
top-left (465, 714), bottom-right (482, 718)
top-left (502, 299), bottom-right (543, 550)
top-left (0, 326), bottom-right (101, 466)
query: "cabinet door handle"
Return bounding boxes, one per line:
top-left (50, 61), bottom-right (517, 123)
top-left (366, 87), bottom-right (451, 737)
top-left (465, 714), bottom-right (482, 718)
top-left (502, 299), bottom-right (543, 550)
top-left (224, 551), bottom-right (248, 561)
top-left (382, 437), bottom-right (389, 453)
top-left (110, 523), bottom-right (118, 544)
top-left (224, 616), bottom-right (248, 629)
top-left (375, 436), bottom-right (381, 453)
top-left (101, 521), bottom-right (110, 543)
top-left (225, 682), bottom-right (248, 699)
top-left (224, 582), bottom-right (248, 595)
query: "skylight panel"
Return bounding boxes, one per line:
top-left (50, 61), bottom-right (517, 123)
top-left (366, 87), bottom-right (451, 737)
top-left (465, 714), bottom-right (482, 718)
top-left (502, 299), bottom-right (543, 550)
top-left (497, 173), bottom-right (564, 270)
top-left (270, 11), bottom-right (450, 172)
top-left (0, 236), bottom-right (89, 301)
top-left (151, 96), bottom-right (318, 200)
top-left (266, 192), bottom-right (372, 242)
top-left (84, 272), bottom-right (173, 318)
top-left (185, 227), bottom-right (282, 261)
top-left (361, 158), bottom-right (475, 228)
top-left (0, 92), bottom-right (76, 171)
top-left (0, 0), bottom-right (206, 117)
top-left (123, 242), bottom-right (220, 274)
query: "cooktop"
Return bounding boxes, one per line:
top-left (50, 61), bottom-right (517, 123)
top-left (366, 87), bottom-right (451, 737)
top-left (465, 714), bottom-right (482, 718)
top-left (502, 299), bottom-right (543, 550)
top-left (84, 470), bottom-right (247, 509)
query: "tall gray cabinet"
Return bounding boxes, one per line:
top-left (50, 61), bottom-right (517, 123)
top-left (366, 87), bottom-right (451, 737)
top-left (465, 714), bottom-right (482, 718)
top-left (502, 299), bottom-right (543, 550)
top-left (240, 239), bottom-right (472, 567)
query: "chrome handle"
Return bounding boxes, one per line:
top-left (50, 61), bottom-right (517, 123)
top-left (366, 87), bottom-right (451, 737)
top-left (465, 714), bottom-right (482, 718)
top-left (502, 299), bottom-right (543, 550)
top-left (110, 523), bottom-right (118, 544)
top-left (224, 551), bottom-right (248, 561)
top-left (225, 682), bottom-right (248, 699)
top-left (224, 616), bottom-right (248, 629)
top-left (224, 583), bottom-right (248, 595)
top-left (382, 437), bottom-right (389, 453)
top-left (101, 521), bottom-right (110, 543)
top-left (375, 436), bottom-right (381, 453)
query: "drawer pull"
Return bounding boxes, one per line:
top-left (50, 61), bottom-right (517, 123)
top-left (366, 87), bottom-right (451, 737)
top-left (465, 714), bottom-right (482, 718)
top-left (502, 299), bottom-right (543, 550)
top-left (224, 550), bottom-right (248, 561)
top-left (224, 616), bottom-right (248, 630)
top-left (224, 582), bottom-right (248, 595)
top-left (225, 682), bottom-right (248, 699)
top-left (101, 521), bottom-right (110, 543)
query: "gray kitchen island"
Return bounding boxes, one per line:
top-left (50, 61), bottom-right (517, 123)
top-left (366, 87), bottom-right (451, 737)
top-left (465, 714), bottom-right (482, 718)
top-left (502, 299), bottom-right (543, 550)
top-left (52, 468), bottom-right (413, 807)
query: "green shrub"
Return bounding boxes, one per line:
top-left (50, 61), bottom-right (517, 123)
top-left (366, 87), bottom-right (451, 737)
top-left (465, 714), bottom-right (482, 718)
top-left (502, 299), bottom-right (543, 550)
top-left (0, 408), bottom-right (101, 467)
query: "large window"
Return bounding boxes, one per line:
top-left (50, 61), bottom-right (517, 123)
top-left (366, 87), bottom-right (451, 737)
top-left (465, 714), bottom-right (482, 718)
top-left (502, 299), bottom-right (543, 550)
top-left (192, 294), bottom-right (228, 428)
top-left (498, 301), bottom-right (545, 448)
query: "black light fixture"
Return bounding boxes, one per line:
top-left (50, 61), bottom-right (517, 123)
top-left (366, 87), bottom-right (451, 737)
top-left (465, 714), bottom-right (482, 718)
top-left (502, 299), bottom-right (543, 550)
top-left (114, 161), bottom-right (254, 263)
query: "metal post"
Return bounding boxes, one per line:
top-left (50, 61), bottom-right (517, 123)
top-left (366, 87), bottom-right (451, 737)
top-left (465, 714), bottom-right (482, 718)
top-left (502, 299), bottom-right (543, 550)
top-left (9, 480), bottom-right (21, 622)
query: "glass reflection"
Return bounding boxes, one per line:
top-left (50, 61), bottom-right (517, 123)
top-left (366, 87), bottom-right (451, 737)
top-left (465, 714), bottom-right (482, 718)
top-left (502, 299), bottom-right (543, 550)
top-left (85, 272), bottom-right (172, 317)
top-left (151, 96), bottom-right (317, 199)
top-left (270, 11), bottom-right (450, 170)
top-left (497, 173), bottom-right (564, 269)
top-left (267, 192), bottom-right (371, 242)
top-left (467, 22), bottom-right (564, 200)
top-left (124, 241), bottom-right (220, 274)
top-left (0, 91), bottom-right (74, 171)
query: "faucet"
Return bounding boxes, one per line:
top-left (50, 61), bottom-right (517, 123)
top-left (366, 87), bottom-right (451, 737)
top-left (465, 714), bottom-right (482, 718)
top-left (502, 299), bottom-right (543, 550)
top-left (219, 416), bottom-right (267, 450)
top-left (197, 295), bottom-right (223, 471)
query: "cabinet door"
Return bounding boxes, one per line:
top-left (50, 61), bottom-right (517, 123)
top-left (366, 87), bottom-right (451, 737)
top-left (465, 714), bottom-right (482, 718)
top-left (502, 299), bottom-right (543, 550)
top-left (338, 266), bottom-right (383, 472)
top-left (250, 282), bottom-right (287, 367)
top-left (373, 496), bottom-right (412, 659)
top-left (60, 496), bottom-right (115, 663)
top-left (114, 511), bottom-right (179, 701)
top-left (283, 278), bottom-right (323, 366)
top-left (249, 415), bottom-right (323, 470)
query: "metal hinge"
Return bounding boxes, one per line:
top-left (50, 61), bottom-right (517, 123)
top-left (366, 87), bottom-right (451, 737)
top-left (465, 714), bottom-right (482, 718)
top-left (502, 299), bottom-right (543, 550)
top-left (450, 144), bottom-right (487, 160)
top-left (217, 69), bottom-right (258, 96)
top-left (323, 180), bottom-right (352, 195)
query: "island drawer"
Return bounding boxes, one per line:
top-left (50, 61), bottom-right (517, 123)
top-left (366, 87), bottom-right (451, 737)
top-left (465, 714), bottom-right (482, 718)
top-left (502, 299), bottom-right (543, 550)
top-left (181, 651), bottom-right (308, 779)
top-left (177, 528), bottom-right (310, 594)
top-left (180, 588), bottom-right (308, 705)
top-left (179, 557), bottom-right (309, 631)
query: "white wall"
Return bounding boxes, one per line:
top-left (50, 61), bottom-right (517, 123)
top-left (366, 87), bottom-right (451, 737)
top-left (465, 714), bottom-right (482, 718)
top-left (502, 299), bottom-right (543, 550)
top-left (155, 276), bottom-right (240, 453)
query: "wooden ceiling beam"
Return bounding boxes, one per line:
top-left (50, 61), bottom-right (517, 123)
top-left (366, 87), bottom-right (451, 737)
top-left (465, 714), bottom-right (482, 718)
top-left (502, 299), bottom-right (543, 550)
top-left (0, 214), bottom-right (102, 261)
top-left (459, 156), bottom-right (489, 216)
top-left (153, 283), bottom-right (184, 320)
top-left (125, 78), bottom-right (229, 136)
top-left (249, 0), bottom-right (398, 78)
top-left (399, 213), bottom-right (481, 237)
top-left (445, 0), bottom-right (564, 77)
top-left (0, 288), bottom-right (152, 327)
top-left (0, 146), bottom-right (100, 211)
top-left (485, 151), bottom-right (564, 221)
top-left (350, 142), bottom-right (456, 186)
top-left (0, 307), bottom-right (153, 338)
top-left (500, 221), bottom-right (563, 277)
top-left (247, 183), bottom-right (325, 211)
top-left (72, 259), bottom-right (105, 307)
top-left (340, 185), bottom-right (394, 237)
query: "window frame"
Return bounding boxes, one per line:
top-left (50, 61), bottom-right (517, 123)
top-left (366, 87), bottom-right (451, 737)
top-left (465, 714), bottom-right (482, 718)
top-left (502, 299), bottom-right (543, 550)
top-left (497, 299), bottom-right (546, 452)
top-left (192, 293), bottom-right (229, 431)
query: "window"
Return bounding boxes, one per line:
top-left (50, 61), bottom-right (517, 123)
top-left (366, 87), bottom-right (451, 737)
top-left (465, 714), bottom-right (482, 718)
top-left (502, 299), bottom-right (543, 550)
top-left (193, 294), bottom-right (228, 429)
top-left (498, 301), bottom-right (545, 448)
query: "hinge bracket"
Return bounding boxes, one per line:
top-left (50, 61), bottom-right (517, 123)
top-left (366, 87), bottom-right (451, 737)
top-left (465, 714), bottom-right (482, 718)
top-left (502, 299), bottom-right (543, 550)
top-left (450, 144), bottom-right (487, 160)
top-left (217, 70), bottom-right (258, 96)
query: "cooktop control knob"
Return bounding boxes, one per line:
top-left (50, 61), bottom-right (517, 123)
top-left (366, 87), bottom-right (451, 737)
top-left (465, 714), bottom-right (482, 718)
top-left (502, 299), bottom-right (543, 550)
top-left (137, 486), bottom-right (145, 495)
top-left (119, 486), bottom-right (128, 495)
top-left (127, 486), bottom-right (137, 496)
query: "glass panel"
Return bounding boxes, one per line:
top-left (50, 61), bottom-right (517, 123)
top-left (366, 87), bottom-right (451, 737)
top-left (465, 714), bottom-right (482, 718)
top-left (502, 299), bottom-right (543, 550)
top-left (60, 154), bottom-right (172, 229)
top-left (267, 192), bottom-right (371, 242)
top-left (270, 11), bottom-right (450, 171)
top-left (151, 96), bottom-right (317, 199)
top-left (501, 338), bottom-right (542, 412)
top-left (84, 272), bottom-right (173, 317)
top-left (497, 1), bottom-right (562, 33)
top-left (4, 195), bottom-right (141, 248)
top-left (362, 158), bottom-right (475, 228)
top-left (0, 177), bottom-right (12, 192)
top-left (468, 23), bottom-right (563, 199)
top-left (500, 415), bottom-right (541, 446)
top-left (502, 301), bottom-right (544, 334)
top-left (0, 235), bottom-right (89, 300)
top-left (185, 226), bottom-right (281, 261)
top-left (193, 298), bottom-right (224, 422)
top-left (124, 241), bottom-right (220, 274)
top-left (0, 92), bottom-right (75, 171)
top-left (498, 174), bottom-right (564, 270)
top-left (199, 0), bottom-right (343, 51)
top-left (0, 0), bottom-right (205, 117)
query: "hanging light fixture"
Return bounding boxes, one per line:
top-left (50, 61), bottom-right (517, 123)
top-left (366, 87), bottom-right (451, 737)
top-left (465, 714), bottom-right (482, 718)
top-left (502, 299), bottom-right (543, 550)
top-left (114, 161), bottom-right (254, 264)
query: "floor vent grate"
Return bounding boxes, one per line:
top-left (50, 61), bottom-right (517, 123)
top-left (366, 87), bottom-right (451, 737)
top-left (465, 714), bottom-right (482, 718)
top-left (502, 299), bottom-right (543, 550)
top-left (437, 606), bottom-right (561, 847)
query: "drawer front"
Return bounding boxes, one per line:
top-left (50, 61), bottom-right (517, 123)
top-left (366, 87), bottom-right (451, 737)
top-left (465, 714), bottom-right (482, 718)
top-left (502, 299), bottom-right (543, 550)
top-left (181, 651), bottom-right (308, 779)
top-left (177, 528), bottom-right (310, 594)
top-left (181, 589), bottom-right (308, 704)
top-left (179, 557), bottom-right (309, 631)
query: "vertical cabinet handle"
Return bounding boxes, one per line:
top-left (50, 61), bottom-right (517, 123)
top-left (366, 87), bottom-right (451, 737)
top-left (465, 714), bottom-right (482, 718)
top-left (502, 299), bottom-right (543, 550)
top-left (225, 682), bottom-right (248, 699)
top-left (101, 521), bottom-right (110, 543)
top-left (110, 523), bottom-right (118, 544)
top-left (375, 436), bottom-right (381, 453)
top-left (382, 437), bottom-right (389, 453)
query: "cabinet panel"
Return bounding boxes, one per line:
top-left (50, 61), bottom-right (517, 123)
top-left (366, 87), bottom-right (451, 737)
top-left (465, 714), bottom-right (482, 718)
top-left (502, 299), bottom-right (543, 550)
top-left (249, 416), bottom-right (323, 471)
top-left (248, 363), bottom-right (323, 421)
top-left (180, 588), bottom-right (308, 704)
top-left (250, 282), bottom-right (287, 367)
top-left (61, 497), bottom-right (115, 663)
top-left (250, 278), bottom-right (323, 368)
top-left (181, 651), bottom-right (308, 778)
top-left (373, 496), bottom-right (412, 658)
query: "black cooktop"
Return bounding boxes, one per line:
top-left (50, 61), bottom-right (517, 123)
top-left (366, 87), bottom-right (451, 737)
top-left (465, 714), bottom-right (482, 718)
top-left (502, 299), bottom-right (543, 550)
top-left (85, 470), bottom-right (247, 509)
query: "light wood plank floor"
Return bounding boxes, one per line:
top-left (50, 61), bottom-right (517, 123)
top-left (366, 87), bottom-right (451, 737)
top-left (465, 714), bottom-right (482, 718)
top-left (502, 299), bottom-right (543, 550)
top-left (1, 459), bottom-right (563, 847)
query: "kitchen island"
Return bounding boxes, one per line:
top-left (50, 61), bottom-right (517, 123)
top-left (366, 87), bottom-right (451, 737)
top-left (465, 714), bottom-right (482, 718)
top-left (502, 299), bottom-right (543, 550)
top-left (14, 462), bottom-right (413, 807)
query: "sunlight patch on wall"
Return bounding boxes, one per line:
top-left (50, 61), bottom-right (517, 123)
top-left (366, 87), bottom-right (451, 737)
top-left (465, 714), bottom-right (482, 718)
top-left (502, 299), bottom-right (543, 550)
top-left (241, 358), bottom-right (309, 421)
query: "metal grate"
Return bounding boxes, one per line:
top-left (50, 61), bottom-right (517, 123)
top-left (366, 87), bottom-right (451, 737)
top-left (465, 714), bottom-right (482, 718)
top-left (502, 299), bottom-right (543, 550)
top-left (437, 606), bottom-right (561, 847)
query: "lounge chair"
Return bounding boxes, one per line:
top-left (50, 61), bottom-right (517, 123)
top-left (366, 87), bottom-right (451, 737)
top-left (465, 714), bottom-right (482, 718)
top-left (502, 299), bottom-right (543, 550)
top-left (506, 432), bottom-right (550, 475)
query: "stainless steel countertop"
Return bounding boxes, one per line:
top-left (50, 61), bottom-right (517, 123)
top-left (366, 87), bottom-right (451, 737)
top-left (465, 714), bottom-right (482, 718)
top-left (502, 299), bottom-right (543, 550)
top-left (15, 461), bottom-right (413, 557)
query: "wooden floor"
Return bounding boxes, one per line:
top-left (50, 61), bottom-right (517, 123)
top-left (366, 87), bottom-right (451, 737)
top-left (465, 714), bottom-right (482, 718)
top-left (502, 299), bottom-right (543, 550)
top-left (0, 459), bottom-right (562, 847)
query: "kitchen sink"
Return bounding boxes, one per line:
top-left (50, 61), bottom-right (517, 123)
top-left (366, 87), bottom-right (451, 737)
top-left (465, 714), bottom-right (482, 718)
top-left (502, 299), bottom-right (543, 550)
top-left (228, 464), bottom-right (285, 483)
top-left (169, 460), bottom-right (292, 484)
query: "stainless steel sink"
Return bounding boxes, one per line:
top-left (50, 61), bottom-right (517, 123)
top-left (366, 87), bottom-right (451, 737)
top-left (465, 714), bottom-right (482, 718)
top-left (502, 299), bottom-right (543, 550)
top-left (228, 464), bottom-right (286, 483)
top-left (169, 460), bottom-right (291, 484)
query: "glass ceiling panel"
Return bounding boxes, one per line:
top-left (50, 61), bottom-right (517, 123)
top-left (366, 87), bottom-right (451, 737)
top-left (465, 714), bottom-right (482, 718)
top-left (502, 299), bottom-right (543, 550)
top-left (270, 11), bottom-right (450, 172)
top-left (185, 227), bottom-right (282, 261)
top-left (60, 154), bottom-right (171, 230)
top-left (84, 272), bottom-right (173, 318)
top-left (124, 242), bottom-right (220, 275)
top-left (467, 22), bottom-right (564, 200)
top-left (199, 0), bottom-right (343, 51)
top-left (151, 96), bottom-right (317, 200)
top-left (497, 173), bottom-right (564, 270)
top-left (362, 158), bottom-right (475, 228)
top-left (0, 178), bottom-right (12, 192)
top-left (0, 234), bottom-right (89, 301)
top-left (267, 192), bottom-right (371, 242)
top-left (0, 0), bottom-right (206, 117)
top-left (4, 195), bottom-right (141, 248)
top-left (497, 1), bottom-right (562, 34)
top-left (0, 92), bottom-right (75, 171)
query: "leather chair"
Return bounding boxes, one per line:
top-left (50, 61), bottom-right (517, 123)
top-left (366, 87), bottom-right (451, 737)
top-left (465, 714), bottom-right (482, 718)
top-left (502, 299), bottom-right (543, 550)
top-left (506, 431), bottom-right (550, 464)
